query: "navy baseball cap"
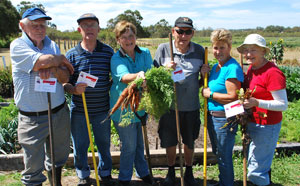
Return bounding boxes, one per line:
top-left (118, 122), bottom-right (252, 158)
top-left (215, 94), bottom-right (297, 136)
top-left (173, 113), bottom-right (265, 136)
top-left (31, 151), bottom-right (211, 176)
top-left (77, 13), bottom-right (99, 24)
top-left (22, 8), bottom-right (52, 20)
top-left (174, 17), bottom-right (193, 28)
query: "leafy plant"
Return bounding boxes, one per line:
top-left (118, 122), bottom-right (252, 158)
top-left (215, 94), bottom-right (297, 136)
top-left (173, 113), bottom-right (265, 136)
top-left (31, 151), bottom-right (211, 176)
top-left (279, 99), bottom-right (300, 142)
top-left (279, 66), bottom-right (300, 101)
top-left (111, 121), bottom-right (120, 147)
top-left (139, 66), bottom-right (174, 120)
top-left (0, 102), bottom-right (19, 154)
top-left (267, 38), bottom-right (284, 64)
top-left (0, 68), bottom-right (13, 98)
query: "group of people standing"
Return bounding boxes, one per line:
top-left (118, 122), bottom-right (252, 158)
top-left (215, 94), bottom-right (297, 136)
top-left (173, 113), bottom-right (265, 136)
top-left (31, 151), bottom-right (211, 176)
top-left (10, 7), bottom-right (287, 186)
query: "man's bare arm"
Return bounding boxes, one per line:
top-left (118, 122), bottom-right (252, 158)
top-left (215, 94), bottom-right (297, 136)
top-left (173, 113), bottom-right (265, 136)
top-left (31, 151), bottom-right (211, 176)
top-left (33, 54), bottom-right (74, 74)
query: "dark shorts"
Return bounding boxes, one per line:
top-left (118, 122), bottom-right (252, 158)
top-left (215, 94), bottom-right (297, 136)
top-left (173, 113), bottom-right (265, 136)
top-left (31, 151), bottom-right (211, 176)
top-left (158, 109), bottom-right (201, 149)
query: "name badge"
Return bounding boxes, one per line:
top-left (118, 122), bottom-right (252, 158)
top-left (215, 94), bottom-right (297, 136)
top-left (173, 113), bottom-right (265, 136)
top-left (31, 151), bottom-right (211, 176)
top-left (224, 100), bottom-right (244, 118)
top-left (77, 71), bottom-right (98, 88)
top-left (172, 66), bottom-right (185, 82)
top-left (34, 77), bottom-right (57, 93)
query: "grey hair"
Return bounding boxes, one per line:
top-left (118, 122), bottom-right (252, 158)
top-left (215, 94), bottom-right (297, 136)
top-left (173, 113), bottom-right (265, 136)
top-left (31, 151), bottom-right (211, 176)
top-left (19, 18), bottom-right (30, 31)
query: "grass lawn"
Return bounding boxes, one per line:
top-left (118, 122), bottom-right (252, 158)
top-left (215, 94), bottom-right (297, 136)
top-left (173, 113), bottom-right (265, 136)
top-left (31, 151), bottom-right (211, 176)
top-left (1, 152), bottom-right (299, 186)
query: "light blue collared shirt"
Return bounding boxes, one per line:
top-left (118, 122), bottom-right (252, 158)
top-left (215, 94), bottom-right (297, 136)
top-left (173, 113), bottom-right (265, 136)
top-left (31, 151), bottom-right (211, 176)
top-left (10, 32), bottom-right (65, 112)
top-left (110, 46), bottom-right (153, 123)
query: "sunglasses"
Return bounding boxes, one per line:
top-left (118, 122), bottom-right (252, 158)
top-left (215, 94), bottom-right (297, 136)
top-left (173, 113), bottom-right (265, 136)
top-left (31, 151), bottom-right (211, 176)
top-left (175, 29), bottom-right (193, 35)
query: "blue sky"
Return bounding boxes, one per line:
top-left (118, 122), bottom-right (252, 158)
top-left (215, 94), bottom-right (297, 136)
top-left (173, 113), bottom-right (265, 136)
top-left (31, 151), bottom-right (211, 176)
top-left (10, 0), bottom-right (300, 32)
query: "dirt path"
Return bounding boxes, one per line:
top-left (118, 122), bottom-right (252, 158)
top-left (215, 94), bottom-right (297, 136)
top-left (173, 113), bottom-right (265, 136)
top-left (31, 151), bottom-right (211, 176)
top-left (0, 48), bottom-right (11, 68)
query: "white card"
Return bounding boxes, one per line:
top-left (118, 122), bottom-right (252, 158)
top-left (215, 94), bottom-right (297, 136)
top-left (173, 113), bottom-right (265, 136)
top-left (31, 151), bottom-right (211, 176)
top-left (77, 71), bottom-right (98, 88)
top-left (224, 100), bottom-right (245, 118)
top-left (34, 77), bottom-right (57, 93)
top-left (172, 66), bottom-right (185, 82)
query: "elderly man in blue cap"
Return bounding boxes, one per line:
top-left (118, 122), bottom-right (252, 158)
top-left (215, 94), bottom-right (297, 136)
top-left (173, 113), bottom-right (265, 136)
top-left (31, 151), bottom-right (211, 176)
top-left (10, 8), bottom-right (74, 186)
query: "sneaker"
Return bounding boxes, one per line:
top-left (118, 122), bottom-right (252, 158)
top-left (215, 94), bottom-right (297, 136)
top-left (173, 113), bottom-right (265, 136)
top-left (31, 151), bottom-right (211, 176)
top-left (119, 180), bottom-right (130, 186)
top-left (184, 166), bottom-right (197, 186)
top-left (141, 174), bottom-right (153, 185)
top-left (208, 181), bottom-right (219, 186)
top-left (163, 167), bottom-right (175, 186)
top-left (78, 176), bottom-right (91, 186)
top-left (100, 175), bottom-right (114, 185)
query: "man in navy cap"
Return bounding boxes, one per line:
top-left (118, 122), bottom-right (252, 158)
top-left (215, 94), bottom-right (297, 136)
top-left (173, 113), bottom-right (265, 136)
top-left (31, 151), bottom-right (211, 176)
top-left (10, 7), bottom-right (74, 186)
top-left (63, 13), bottom-right (114, 186)
top-left (154, 17), bottom-right (207, 186)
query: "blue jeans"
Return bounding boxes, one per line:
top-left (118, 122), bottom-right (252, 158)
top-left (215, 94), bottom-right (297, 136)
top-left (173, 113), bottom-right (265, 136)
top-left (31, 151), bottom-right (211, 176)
top-left (247, 122), bottom-right (281, 186)
top-left (207, 113), bottom-right (238, 186)
top-left (113, 121), bottom-right (149, 181)
top-left (71, 111), bottom-right (112, 179)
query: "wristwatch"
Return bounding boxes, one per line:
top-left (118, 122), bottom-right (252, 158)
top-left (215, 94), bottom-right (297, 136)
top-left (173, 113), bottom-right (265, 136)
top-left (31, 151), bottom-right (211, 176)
top-left (210, 91), bottom-right (214, 99)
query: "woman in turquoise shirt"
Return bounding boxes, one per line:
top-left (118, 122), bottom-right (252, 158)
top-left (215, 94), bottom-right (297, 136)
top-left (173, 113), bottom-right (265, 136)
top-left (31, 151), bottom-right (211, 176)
top-left (110, 21), bottom-right (152, 186)
top-left (202, 29), bottom-right (244, 186)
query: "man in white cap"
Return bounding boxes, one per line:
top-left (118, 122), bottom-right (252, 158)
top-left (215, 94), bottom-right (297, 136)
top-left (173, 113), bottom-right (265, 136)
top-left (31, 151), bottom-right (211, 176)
top-left (10, 7), bottom-right (74, 186)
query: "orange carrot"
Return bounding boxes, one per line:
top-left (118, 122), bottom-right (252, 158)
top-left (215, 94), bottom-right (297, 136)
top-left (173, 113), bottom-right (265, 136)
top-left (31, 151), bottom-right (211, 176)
top-left (110, 87), bottom-right (129, 115)
top-left (121, 98), bottom-right (127, 111)
top-left (124, 95), bottom-right (131, 109)
top-left (130, 91), bottom-right (136, 112)
top-left (134, 91), bottom-right (140, 112)
top-left (128, 83), bottom-right (137, 98)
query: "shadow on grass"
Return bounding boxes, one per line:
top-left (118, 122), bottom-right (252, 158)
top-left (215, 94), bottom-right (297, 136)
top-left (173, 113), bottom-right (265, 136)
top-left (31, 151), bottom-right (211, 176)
top-left (88, 177), bottom-right (284, 186)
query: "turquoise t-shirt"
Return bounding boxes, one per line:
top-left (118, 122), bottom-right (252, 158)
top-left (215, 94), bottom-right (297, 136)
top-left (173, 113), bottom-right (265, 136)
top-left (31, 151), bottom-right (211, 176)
top-left (110, 46), bottom-right (153, 122)
top-left (208, 58), bottom-right (244, 111)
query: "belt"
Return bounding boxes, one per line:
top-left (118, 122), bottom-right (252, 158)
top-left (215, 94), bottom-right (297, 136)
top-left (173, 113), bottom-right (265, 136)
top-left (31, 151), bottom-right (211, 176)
top-left (209, 111), bottom-right (226, 117)
top-left (19, 101), bottom-right (66, 117)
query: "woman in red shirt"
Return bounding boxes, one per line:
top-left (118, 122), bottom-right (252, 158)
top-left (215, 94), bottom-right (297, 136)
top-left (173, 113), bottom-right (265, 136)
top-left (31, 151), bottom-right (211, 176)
top-left (237, 34), bottom-right (288, 186)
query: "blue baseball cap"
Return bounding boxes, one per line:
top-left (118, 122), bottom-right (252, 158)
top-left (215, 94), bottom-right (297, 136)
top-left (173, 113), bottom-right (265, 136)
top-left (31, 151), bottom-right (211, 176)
top-left (22, 8), bottom-right (52, 21)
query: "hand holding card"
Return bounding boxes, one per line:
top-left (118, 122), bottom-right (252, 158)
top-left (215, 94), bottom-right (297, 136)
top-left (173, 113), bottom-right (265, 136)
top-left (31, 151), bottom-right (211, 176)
top-left (77, 71), bottom-right (98, 88)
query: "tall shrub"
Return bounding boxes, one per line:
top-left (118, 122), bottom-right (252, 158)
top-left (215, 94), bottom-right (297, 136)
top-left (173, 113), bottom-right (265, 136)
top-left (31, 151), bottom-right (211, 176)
top-left (0, 68), bottom-right (13, 98)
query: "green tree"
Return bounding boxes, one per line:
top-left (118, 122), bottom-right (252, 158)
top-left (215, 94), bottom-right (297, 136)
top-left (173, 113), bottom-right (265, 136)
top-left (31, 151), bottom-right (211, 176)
top-left (145, 19), bottom-right (172, 38)
top-left (107, 10), bottom-right (149, 38)
top-left (150, 19), bottom-right (172, 38)
top-left (0, 0), bottom-right (20, 39)
top-left (16, 1), bottom-right (45, 17)
top-left (265, 25), bottom-right (285, 33)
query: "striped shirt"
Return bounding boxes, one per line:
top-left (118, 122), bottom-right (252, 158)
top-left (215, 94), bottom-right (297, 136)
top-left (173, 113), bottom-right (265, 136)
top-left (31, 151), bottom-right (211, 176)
top-left (66, 40), bottom-right (114, 114)
top-left (153, 41), bottom-right (205, 111)
top-left (10, 32), bottom-right (65, 112)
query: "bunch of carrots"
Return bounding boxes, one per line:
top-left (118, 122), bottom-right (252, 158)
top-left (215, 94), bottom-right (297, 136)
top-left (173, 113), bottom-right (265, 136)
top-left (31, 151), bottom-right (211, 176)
top-left (108, 66), bottom-right (174, 121)
top-left (109, 82), bottom-right (141, 117)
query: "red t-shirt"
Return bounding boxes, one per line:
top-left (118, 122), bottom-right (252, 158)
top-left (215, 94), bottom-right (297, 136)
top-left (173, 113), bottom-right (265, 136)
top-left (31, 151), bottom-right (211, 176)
top-left (245, 61), bottom-right (286, 125)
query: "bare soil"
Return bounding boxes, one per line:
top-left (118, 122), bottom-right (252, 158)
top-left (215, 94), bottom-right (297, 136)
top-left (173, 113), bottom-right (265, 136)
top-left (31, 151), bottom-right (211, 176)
top-left (110, 116), bottom-right (211, 152)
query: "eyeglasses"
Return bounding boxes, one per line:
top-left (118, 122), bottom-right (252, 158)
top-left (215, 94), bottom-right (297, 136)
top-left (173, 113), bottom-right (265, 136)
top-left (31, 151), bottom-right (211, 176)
top-left (175, 29), bottom-right (193, 35)
top-left (119, 34), bottom-right (135, 41)
top-left (80, 23), bottom-right (99, 29)
top-left (30, 21), bottom-right (47, 30)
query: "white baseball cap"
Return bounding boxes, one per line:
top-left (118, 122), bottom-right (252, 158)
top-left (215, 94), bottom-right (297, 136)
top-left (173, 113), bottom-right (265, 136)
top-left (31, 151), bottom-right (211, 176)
top-left (237, 34), bottom-right (270, 54)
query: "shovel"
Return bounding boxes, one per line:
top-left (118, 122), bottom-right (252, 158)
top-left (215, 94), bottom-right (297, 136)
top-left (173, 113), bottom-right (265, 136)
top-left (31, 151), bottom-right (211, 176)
top-left (82, 92), bottom-right (101, 186)
top-left (134, 111), bottom-right (153, 178)
top-left (47, 92), bottom-right (57, 186)
top-left (169, 33), bottom-right (184, 186)
top-left (203, 47), bottom-right (208, 186)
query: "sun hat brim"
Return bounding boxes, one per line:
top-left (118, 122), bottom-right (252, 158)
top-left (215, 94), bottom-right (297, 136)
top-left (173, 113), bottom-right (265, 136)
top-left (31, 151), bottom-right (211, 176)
top-left (237, 34), bottom-right (270, 54)
top-left (237, 43), bottom-right (270, 54)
